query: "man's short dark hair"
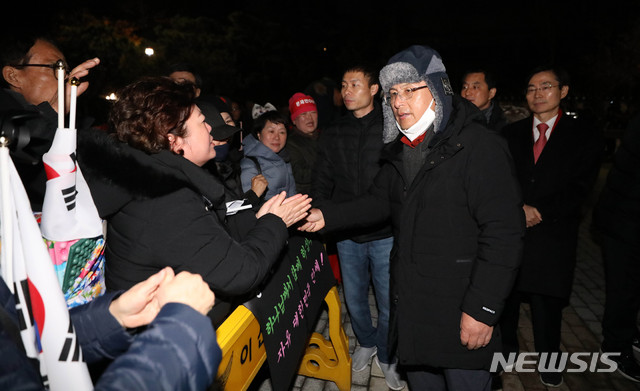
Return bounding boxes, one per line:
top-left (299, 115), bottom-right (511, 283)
top-left (0, 35), bottom-right (59, 88)
top-left (343, 64), bottom-right (380, 88)
top-left (461, 68), bottom-right (497, 90)
top-left (526, 65), bottom-right (570, 88)
top-left (166, 62), bottom-right (203, 88)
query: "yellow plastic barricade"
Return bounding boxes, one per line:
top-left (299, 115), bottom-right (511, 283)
top-left (215, 285), bottom-right (351, 391)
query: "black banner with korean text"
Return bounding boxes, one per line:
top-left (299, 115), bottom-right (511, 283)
top-left (244, 232), bottom-right (336, 390)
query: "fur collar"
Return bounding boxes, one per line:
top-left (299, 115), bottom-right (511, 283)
top-left (77, 128), bottom-right (225, 215)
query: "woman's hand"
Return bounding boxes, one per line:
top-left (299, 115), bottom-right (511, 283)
top-left (250, 174), bottom-right (268, 197)
top-left (256, 192), bottom-right (312, 227)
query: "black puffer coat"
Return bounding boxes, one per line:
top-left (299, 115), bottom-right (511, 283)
top-left (593, 114), bottom-right (640, 246)
top-left (322, 97), bottom-right (524, 369)
top-left (312, 103), bottom-right (392, 242)
top-left (77, 129), bottom-right (288, 300)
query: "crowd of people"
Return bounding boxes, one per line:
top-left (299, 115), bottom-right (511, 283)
top-left (2, 33), bottom-right (638, 391)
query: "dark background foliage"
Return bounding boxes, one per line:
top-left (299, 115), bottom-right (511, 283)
top-left (3, 0), bottom-right (640, 129)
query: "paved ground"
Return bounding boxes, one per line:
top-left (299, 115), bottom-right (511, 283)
top-left (251, 162), bottom-right (640, 390)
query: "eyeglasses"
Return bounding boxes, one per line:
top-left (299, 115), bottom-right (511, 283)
top-left (525, 84), bottom-right (559, 95)
top-left (383, 85), bottom-right (429, 105)
top-left (10, 59), bottom-right (69, 80)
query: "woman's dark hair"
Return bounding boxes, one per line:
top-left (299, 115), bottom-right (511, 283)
top-left (110, 76), bottom-right (196, 153)
top-left (251, 110), bottom-right (288, 137)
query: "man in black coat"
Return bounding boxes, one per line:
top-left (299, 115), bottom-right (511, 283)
top-left (593, 113), bottom-right (640, 382)
top-left (312, 65), bottom-right (401, 389)
top-left (301, 45), bottom-right (524, 391)
top-left (500, 66), bottom-right (603, 387)
top-left (460, 68), bottom-right (508, 133)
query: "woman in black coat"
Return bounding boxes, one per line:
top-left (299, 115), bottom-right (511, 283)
top-left (78, 77), bottom-right (311, 322)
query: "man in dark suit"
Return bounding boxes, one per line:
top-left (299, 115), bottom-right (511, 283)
top-left (500, 66), bottom-right (603, 387)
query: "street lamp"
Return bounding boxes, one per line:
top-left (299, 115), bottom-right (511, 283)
top-left (144, 47), bottom-right (154, 56)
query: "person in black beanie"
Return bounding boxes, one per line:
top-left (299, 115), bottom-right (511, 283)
top-left (300, 45), bottom-right (524, 391)
top-left (198, 99), bottom-right (267, 209)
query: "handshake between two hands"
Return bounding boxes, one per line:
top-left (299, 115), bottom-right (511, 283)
top-left (255, 192), bottom-right (325, 231)
top-left (108, 192), bottom-right (326, 330)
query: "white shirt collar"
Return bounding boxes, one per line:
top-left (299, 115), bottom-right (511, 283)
top-left (532, 114), bottom-right (559, 141)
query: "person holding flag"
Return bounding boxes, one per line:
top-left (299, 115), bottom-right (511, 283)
top-left (1, 38), bottom-right (221, 390)
top-left (1, 132), bottom-right (220, 390)
top-left (1, 35), bottom-right (100, 213)
top-left (0, 267), bottom-right (221, 390)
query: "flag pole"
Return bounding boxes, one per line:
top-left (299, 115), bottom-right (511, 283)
top-left (0, 136), bottom-right (14, 292)
top-left (56, 60), bottom-right (65, 129)
top-left (69, 77), bottom-right (79, 130)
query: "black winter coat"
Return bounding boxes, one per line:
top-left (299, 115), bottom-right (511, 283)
top-left (286, 128), bottom-right (319, 196)
top-left (486, 102), bottom-right (508, 133)
top-left (321, 97), bottom-right (524, 369)
top-left (502, 113), bottom-right (603, 299)
top-left (312, 103), bottom-right (392, 242)
top-left (593, 114), bottom-right (640, 247)
top-left (2, 89), bottom-right (95, 212)
top-left (77, 129), bottom-right (289, 301)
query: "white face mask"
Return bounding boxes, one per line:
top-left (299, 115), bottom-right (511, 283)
top-left (396, 99), bottom-right (436, 141)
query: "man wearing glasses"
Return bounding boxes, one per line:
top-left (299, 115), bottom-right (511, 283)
top-left (301, 45), bottom-right (524, 390)
top-left (499, 66), bottom-right (603, 387)
top-left (0, 36), bottom-right (100, 211)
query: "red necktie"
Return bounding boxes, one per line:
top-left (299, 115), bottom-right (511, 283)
top-left (533, 123), bottom-right (549, 163)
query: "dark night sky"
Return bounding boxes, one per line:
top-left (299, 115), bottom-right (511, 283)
top-left (4, 1), bottom-right (640, 110)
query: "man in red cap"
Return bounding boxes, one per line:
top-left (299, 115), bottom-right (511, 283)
top-left (286, 92), bottom-right (320, 195)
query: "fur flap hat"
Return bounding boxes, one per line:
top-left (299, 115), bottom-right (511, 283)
top-left (379, 45), bottom-right (454, 143)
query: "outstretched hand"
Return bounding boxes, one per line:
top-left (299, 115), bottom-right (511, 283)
top-left (256, 192), bottom-right (312, 227)
top-left (297, 208), bottom-right (325, 232)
